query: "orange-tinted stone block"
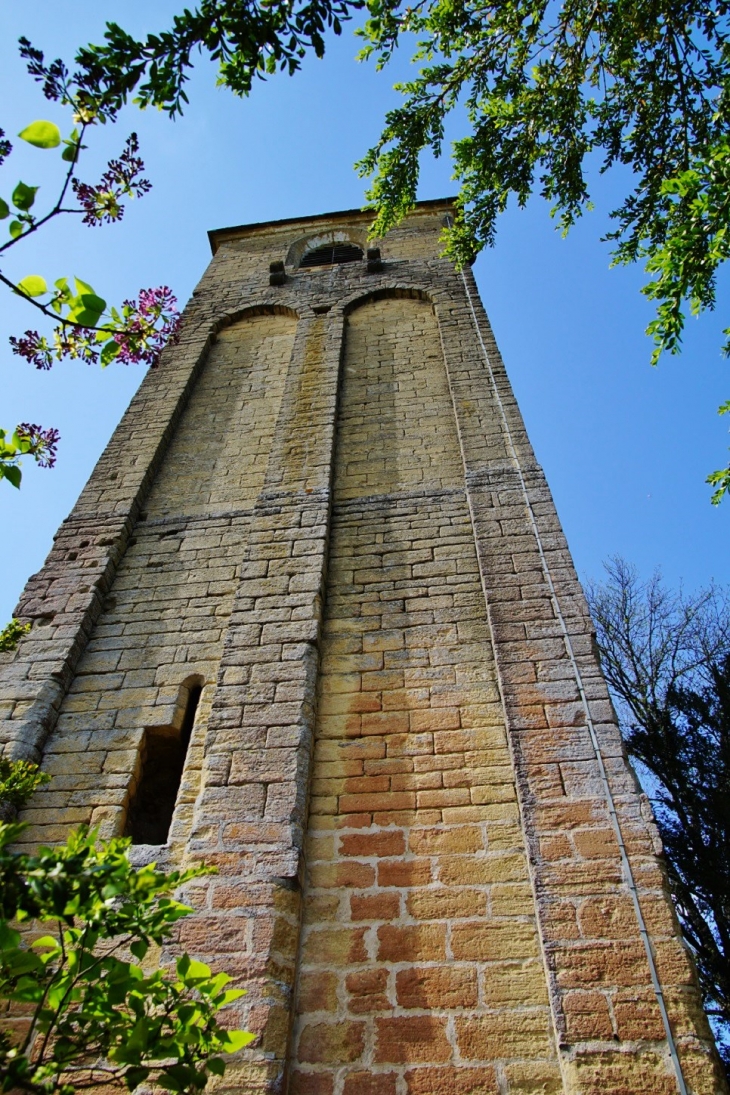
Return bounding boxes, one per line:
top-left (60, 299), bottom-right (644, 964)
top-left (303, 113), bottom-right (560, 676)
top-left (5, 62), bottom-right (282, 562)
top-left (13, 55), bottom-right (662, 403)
top-left (346, 968), bottom-right (390, 1014)
top-left (396, 966), bottom-right (478, 1009)
top-left (342, 1071), bottom-right (398, 1095)
top-left (375, 1016), bottom-right (451, 1064)
top-left (377, 924), bottom-right (447, 963)
top-left (297, 1021), bottom-right (366, 1065)
top-left (405, 1066), bottom-right (499, 1095)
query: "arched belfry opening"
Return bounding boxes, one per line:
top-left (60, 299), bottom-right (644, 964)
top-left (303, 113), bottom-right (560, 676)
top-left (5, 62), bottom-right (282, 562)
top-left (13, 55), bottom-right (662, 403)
top-left (299, 242), bottom-right (363, 268)
top-left (285, 227), bottom-right (368, 270)
top-left (125, 680), bottom-right (203, 845)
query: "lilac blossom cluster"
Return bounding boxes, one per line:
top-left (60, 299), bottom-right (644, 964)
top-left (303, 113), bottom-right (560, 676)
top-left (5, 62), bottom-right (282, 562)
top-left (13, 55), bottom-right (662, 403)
top-left (18, 39), bottom-right (70, 106)
top-left (16, 423), bottom-right (61, 469)
top-left (8, 331), bottom-right (54, 370)
top-left (55, 326), bottom-right (100, 364)
top-left (19, 38), bottom-right (111, 121)
top-left (115, 286), bottom-right (181, 366)
top-left (10, 287), bottom-right (180, 371)
top-left (71, 134), bottom-right (151, 226)
top-left (9, 328), bottom-right (97, 370)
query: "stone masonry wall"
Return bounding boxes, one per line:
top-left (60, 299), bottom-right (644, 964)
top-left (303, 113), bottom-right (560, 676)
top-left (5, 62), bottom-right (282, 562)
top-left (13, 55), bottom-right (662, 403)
top-left (289, 297), bottom-right (560, 1094)
top-left (14, 312), bottom-right (296, 852)
top-left (0, 202), bottom-right (725, 1094)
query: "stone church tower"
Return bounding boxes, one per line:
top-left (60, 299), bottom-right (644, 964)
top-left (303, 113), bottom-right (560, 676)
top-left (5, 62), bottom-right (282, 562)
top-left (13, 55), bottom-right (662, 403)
top-left (0, 201), bottom-right (725, 1094)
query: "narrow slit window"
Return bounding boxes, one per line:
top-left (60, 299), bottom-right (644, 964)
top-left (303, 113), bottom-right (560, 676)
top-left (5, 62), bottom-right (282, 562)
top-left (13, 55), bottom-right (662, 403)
top-left (299, 243), bottom-right (363, 268)
top-left (126, 683), bottom-right (202, 845)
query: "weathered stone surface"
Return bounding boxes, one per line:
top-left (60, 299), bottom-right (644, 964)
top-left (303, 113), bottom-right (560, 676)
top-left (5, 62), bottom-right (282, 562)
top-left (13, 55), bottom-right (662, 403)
top-left (0, 202), bottom-right (724, 1094)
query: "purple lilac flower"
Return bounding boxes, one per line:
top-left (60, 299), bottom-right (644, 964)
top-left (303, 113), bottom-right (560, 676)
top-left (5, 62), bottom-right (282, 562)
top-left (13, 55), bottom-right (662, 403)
top-left (56, 326), bottom-right (99, 364)
top-left (114, 287), bottom-right (181, 367)
top-left (10, 287), bottom-right (179, 371)
top-left (16, 423), bottom-right (61, 469)
top-left (72, 134), bottom-right (151, 226)
top-left (9, 331), bottom-right (54, 370)
top-left (18, 39), bottom-right (68, 103)
top-left (11, 325), bottom-right (100, 369)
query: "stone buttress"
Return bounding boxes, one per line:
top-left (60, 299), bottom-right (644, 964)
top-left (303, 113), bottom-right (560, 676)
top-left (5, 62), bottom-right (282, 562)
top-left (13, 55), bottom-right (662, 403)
top-left (0, 202), bottom-right (725, 1094)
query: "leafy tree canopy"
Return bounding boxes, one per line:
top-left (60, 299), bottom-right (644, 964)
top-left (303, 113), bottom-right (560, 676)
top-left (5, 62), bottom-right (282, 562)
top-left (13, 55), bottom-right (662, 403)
top-left (57, 0), bottom-right (730, 496)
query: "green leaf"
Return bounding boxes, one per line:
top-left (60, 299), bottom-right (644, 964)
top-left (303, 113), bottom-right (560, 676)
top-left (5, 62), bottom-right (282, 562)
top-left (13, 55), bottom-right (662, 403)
top-left (12, 182), bottom-right (38, 212)
top-left (158, 1076), bottom-right (183, 1093)
top-left (69, 293), bottom-right (107, 327)
top-left (0, 922), bottom-right (20, 949)
top-left (69, 311), bottom-right (103, 329)
top-left (129, 938), bottom-right (148, 960)
top-left (176, 954), bottom-right (191, 978)
top-left (100, 339), bottom-right (121, 367)
top-left (221, 1029), bottom-right (256, 1052)
top-left (9, 220), bottom-right (23, 240)
top-left (76, 293), bottom-right (107, 315)
top-left (74, 277), bottom-right (96, 296)
top-left (182, 958), bottom-right (211, 981)
top-left (61, 129), bottom-right (82, 163)
top-left (206, 1058), bottom-right (226, 1077)
top-left (125, 1018), bottom-right (150, 1052)
top-left (3, 465), bottom-right (21, 489)
top-left (0, 198), bottom-right (9, 220)
top-left (18, 121), bottom-right (61, 149)
top-left (5, 949), bottom-right (45, 976)
top-left (17, 275), bottom-right (47, 298)
top-left (707, 465), bottom-right (730, 505)
top-left (11, 973), bottom-right (45, 1000)
top-left (31, 935), bottom-right (61, 951)
top-left (124, 1067), bottom-right (150, 1090)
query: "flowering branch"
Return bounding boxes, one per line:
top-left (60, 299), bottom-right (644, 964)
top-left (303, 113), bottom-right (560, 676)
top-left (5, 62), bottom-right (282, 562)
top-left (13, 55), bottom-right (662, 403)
top-left (10, 285), bottom-right (180, 371)
top-left (0, 44), bottom-right (179, 488)
top-left (0, 424), bottom-right (60, 488)
top-left (71, 134), bottom-right (150, 226)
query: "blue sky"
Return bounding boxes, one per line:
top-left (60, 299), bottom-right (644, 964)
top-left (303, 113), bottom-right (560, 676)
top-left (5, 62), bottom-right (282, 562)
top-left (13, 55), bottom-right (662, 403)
top-left (1, 0), bottom-right (728, 622)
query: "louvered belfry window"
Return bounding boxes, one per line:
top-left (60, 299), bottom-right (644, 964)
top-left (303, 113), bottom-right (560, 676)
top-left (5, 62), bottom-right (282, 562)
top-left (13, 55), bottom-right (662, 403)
top-left (299, 243), bottom-right (363, 268)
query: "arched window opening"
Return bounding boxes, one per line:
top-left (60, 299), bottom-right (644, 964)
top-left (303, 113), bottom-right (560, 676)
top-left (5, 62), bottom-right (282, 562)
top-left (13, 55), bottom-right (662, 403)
top-left (126, 683), bottom-right (202, 845)
top-left (299, 243), bottom-right (363, 269)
